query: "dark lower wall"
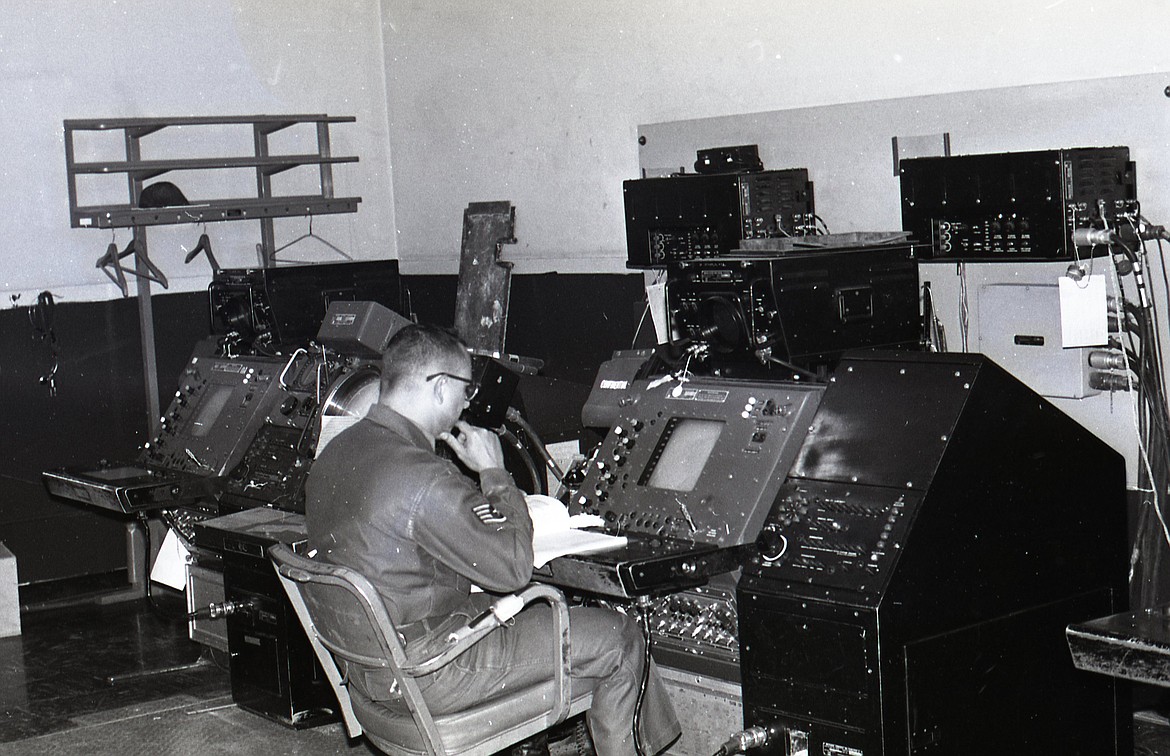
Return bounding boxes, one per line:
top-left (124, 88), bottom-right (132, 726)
top-left (0, 291), bottom-right (212, 585)
top-left (406, 272), bottom-right (654, 443)
top-left (404, 272), bottom-right (652, 384)
top-left (3, 272), bottom-right (648, 587)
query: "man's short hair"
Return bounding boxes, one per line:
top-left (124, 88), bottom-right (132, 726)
top-left (380, 324), bottom-right (468, 395)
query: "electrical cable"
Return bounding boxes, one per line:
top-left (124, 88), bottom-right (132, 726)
top-left (1108, 252), bottom-right (1162, 590)
top-left (251, 330), bottom-right (278, 358)
top-left (921, 281), bottom-right (947, 352)
top-left (27, 290), bottom-right (60, 395)
top-left (1111, 219), bottom-right (1170, 606)
top-left (1142, 240), bottom-right (1168, 387)
top-left (1068, 210), bottom-right (1170, 605)
top-left (759, 354), bottom-right (820, 382)
top-left (1135, 245), bottom-right (1169, 409)
top-left (1070, 214), bottom-right (1166, 602)
top-left (764, 264), bottom-right (797, 370)
top-left (956, 261), bottom-right (969, 351)
top-left (710, 726), bottom-right (774, 755)
top-left (505, 407), bottom-right (565, 484)
top-left (633, 269), bottom-right (667, 350)
top-left (497, 425), bottom-right (545, 496)
top-left (1137, 263), bottom-right (1170, 599)
top-left (632, 598), bottom-right (653, 756)
top-left (631, 301), bottom-right (651, 348)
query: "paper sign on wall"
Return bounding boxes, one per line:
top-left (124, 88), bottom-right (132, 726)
top-left (1058, 274), bottom-right (1108, 348)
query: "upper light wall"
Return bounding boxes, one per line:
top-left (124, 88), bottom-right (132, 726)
top-left (2, 0), bottom-right (395, 304)
top-left (381, 0), bottom-right (1170, 274)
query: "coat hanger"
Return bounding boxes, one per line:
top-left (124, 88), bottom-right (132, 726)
top-left (96, 239), bottom-right (129, 298)
top-left (183, 225), bottom-right (221, 274)
top-left (95, 233), bottom-right (168, 297)
top-left (272, 214), bottom-right (353, 262)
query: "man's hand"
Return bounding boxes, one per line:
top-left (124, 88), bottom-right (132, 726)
top-left (439, 420), bottom-right (506, 473)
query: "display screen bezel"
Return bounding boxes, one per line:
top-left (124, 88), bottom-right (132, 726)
top-left (639, 416), bottom-right (726, 492)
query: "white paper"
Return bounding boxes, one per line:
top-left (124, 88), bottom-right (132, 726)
top-left (1058, 274), bottom-right (1108, 347)
top-left (646, 282), bottom-right (670, 345)
top-left (526, 494), bottom-right (626, 568)
top-left (317, 415), bottom-right (360, 452)
top-left (150, 528), bottom-right (191, 590)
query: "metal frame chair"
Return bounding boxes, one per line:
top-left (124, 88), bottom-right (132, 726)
top-left (269, 543), bottom-right (592, 755)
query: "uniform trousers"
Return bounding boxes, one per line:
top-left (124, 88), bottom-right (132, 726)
top-left (418, 603), bottom-right (681, 756)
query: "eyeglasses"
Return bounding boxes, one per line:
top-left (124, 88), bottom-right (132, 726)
top-left (426, 371), bottom-right (478, 401)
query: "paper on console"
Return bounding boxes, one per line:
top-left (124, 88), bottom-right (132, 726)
top-left (525, 494), bottom-right (626, 568)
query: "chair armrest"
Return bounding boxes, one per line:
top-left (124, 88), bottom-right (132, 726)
top-left (402, 583), bottom-right (570, 677)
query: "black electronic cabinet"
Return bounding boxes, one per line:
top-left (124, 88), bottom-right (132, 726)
top-left (899, 147), bottom-right (1137, 260)
top-left (737, 351), bottom-right (1130, 755)
top-left (194, 508), bottom-right (336, 729)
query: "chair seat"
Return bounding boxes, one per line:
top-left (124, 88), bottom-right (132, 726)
top-left (352, 679), bottom-right (593, 756)
top-left (269, 544), bottom-right (587, 756)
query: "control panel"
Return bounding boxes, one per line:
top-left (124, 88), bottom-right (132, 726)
top-left (645, 582), bottom-right (741, 679)
top-left (668, 262), bottom-right (778, 357)
top-left (571, 377), bottom-right (823, 548)
top-left (900, 147), bottom-right (1138, 260)
top-left (623, 170), bottom-right (815, 268)
top-left (748, 480), bottom-right (920, 595)
top-left (144, 353), bottom-right (290, 475)
top-left (665, 246), bottom-right (922, 375)
top-left (221, 424), bottom-right (311, 511)
top-left (219, 351), bottom-right (358, 512)
top-left (208, 260), bottom-right (403, 352)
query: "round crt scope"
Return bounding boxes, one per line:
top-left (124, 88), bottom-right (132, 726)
top-left (320, 365), bottom-right (381, 422)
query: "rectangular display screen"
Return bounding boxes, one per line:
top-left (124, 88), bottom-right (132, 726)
top-left (645, 418), bottom-right (724, 491)
top-left (191, 385), bottom-right (233, 438)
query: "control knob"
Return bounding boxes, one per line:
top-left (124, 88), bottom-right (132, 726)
top-left (757, 524), bottom-right (788, 563)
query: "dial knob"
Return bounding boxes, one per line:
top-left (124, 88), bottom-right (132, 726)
top-left (757, 525), bottom-right (788, 562)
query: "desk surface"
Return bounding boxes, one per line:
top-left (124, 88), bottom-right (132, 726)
top-left (1068, 607), bottom-right (1170, 687)
top-left (194, 507), bottom-right (308, 553)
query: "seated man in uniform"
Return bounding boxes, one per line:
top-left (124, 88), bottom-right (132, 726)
top-left (306, 323), bottom-right (681, 755)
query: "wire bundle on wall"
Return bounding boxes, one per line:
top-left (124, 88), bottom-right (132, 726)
top-left (1103, 213), bottom-right (1170, 607)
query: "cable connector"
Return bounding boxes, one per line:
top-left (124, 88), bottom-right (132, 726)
top-left (1072, 228), bottom-right (1120, 247)
top-left (712, 725), bottom-right (773, 756)
top-left (1089, 371), bottom-right (1133, 392)
top-left (1088, 350), bottom-right (1127, 371)
top-left (187, 599), bottom-right (254, 621)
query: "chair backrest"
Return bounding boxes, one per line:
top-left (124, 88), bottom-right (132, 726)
top-left (268, 543), bottom-right (449, 753)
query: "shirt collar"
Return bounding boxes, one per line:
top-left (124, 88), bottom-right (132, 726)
top-left (365, 404), bottom-right (433, 450)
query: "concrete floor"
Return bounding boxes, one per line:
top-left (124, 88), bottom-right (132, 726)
top-left (4, 589), bottom-right (1170, 756)
top-left (0, 590), bottom-right (374, 755)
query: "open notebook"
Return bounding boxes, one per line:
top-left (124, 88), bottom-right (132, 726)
top-left (526, 494), bottom-right (627, 568)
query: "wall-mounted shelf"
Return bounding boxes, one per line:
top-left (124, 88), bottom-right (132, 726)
top-left (72, 195), bottom-right (361, 230)
top-left (62, 114), bottom-right (363, 437)
top-left (64, 114), bottom-right (361, 260)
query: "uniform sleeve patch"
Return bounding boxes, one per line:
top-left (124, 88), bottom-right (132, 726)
top-left (472, 502), bottom-right (508, 525)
